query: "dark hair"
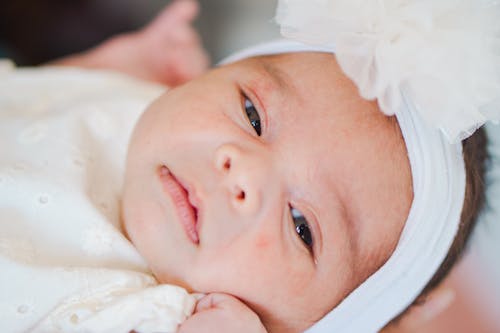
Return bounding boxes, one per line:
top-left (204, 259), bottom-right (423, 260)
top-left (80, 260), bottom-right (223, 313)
top-left (391, 127), bottom-right (489, 325)
top-left (421, 127), bottom-right (489, 294)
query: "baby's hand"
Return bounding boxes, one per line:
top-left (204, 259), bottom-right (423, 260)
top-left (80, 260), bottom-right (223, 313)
top-left (178, 293), bottom-right (267, 333)
top-left (132, 0), bottom-right (210, 86)
top-left (53, 0), bottom-right (209, 87)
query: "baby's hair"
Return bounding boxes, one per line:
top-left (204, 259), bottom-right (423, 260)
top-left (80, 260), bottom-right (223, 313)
top-left (392, 127), bottom-right (489, 324)
top-left (423, 127), bottom-right (488, 294)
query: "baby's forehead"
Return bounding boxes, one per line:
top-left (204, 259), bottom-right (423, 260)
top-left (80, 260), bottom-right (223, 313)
top-left (219, 53), bottom-right (350, 109)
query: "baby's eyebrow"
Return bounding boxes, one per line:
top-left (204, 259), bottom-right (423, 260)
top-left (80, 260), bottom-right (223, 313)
top-left (260, 61), bottom-right (293, 94)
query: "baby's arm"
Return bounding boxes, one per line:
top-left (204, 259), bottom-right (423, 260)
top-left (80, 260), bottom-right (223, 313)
top-left (178, 293), bottom-right (267, 333)
top-left (53, 0), bottom-right (209, 86)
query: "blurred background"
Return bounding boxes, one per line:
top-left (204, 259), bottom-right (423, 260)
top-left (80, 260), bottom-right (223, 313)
top-left (0, 1), bottom-right (499, 332)
top-left (0, 0), bottom-right (279, 66)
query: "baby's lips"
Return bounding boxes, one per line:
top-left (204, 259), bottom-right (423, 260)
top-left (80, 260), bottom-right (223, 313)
top-left (158, 165), bottom-right (199, 244)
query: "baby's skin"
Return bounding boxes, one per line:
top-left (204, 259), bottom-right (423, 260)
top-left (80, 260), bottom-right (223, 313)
top-left (122, 51), bottom-right (413, 332)
top-left (52, 1), bottom-right (455, 331)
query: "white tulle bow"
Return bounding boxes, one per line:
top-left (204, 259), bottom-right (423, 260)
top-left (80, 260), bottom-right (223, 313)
top-left (276, 0), bottom-right (500, 143)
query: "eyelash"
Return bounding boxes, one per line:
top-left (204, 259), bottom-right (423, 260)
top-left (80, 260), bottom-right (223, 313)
top-left (290, 206), bottom-right (314, 253)
top-left (243, 95), bottom-right (262, 136)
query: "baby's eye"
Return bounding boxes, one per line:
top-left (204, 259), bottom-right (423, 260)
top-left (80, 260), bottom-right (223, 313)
top-left (291, 207), bottom-right (313, 250)
top-left (243, 96), bottom-right (262, 136)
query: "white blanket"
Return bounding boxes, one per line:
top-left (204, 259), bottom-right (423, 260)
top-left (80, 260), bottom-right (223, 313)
top-left (0, 61), bottom-right (195, 333)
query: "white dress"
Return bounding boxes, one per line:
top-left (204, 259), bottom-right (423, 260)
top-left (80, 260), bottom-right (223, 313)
top-left (0, 61), bottom-right (195, 333)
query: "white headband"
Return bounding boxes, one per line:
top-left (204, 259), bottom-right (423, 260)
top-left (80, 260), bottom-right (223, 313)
top-left (220, 0), bottom-right (500, 331)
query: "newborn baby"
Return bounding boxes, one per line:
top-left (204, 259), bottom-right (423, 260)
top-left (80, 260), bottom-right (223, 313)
top-left (0, 0), bottom-right (492, 332)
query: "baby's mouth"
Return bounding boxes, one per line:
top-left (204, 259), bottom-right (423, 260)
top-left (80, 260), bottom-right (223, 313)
top-left (158, 165), bottom-right (199, 244)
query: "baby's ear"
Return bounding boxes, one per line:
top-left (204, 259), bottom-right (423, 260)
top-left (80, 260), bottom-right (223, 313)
top-left (380, 287), bottom-right (455, 333)
top-left (412, 287), bottom-right (455, 322)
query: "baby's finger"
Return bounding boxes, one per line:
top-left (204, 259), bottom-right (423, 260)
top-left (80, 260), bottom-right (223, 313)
top-left (153, 0), bottom-right (199, 28)
top-left (194, 293), bottom-right (241, 313)
top-left (171, 0), bottom-right (200, 23)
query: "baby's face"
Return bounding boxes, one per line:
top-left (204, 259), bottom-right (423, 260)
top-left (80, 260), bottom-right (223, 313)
top-left (122, 52), bottom-right (412, 332)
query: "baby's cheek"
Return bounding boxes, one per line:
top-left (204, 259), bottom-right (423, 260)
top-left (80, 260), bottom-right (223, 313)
top-left (245, 233), bottom-right (287, 276)
top-left (248, 231), bottom-right (286, 269)
top-left (253, 232), bottom-right (272, 250)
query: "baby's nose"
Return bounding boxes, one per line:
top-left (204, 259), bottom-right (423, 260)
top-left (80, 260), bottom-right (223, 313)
top-left (214, 143), bottom-right (264, 215)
